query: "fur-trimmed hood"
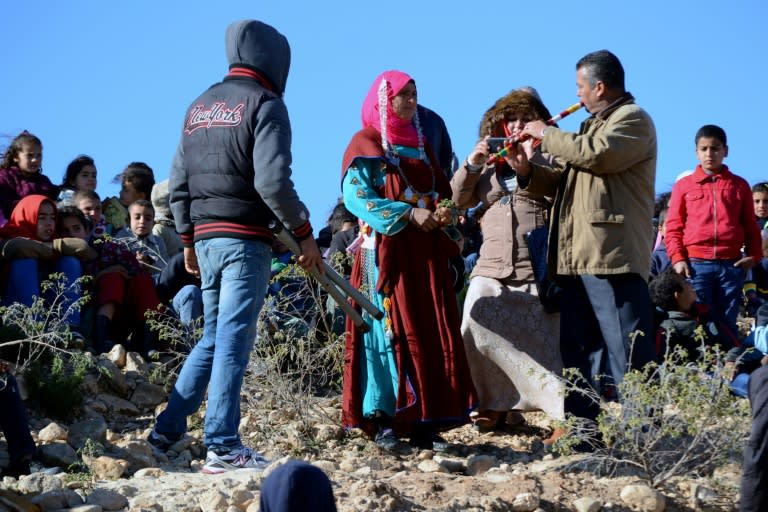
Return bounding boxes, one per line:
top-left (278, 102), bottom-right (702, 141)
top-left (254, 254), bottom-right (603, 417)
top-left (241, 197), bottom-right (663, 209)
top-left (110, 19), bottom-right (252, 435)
top-left (478, 89), bottom-right (553, 138)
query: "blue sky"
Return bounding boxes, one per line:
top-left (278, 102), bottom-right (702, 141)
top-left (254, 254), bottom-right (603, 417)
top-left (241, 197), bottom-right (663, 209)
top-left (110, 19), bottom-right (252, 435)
top-left (2, 1), bottom-right (767, 227)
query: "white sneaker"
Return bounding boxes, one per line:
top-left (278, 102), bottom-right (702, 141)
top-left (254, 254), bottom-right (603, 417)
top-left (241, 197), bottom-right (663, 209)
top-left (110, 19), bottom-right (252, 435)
top-left (201, 446), bottom-right (269, 474)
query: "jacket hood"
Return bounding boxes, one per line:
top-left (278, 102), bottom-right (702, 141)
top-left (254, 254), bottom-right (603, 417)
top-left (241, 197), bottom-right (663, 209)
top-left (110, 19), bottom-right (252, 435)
top-left (479, 89), bottom-right (553, 138)
top-left (225, 20), bottom-right (291, 95)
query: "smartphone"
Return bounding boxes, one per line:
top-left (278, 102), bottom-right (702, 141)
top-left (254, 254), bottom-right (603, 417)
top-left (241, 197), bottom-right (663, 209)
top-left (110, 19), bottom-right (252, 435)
top-left (487, 137), bottom-right (508, 153)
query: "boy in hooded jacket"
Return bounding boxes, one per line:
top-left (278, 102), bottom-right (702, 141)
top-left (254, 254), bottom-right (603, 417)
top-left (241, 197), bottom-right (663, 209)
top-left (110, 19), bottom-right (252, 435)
top-left (148, 19), bottom-right (322, 474)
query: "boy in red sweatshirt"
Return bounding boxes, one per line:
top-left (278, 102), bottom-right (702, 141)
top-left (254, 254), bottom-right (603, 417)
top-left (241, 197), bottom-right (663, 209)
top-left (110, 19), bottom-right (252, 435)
top-left (665, 124), bottom-right (761, 338)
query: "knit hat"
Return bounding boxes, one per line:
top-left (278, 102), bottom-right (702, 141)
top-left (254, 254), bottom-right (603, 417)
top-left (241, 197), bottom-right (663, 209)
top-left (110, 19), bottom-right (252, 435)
top-left (151, 179), bottom-right (173, 223)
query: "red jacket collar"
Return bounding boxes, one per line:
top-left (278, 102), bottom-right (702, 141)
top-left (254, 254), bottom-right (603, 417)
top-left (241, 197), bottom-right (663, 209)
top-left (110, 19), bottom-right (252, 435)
top-left (693, 164), bottom-right (732, 182)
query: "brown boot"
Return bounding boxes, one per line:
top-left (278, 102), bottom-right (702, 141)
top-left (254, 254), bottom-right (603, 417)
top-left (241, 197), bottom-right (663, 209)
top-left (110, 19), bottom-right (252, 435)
top-left (470, 410), bottom-right (506, 430)
top-left (542, 427), bottom-right (568, 446)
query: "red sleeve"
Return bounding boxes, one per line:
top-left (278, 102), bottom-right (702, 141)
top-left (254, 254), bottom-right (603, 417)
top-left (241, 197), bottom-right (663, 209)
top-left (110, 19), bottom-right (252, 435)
top-left (664, 181), bottom-right (688, 265)
top-left (741, 180), bottom-right (763, 261)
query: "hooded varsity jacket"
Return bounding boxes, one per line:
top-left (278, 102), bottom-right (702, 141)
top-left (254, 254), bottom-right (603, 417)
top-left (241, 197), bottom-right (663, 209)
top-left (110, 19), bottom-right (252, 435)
top-left (169, 20), bottom-right (312, 248)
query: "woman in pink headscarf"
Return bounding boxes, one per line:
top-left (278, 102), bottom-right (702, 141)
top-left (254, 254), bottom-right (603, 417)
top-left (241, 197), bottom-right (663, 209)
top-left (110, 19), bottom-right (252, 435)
top-left (340, 70), bottom-right (476, 453)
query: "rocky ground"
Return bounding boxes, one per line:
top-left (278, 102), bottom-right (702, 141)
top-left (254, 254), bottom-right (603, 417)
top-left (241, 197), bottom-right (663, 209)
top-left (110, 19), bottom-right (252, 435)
top-left (0, 344), bottom-right (745, 512)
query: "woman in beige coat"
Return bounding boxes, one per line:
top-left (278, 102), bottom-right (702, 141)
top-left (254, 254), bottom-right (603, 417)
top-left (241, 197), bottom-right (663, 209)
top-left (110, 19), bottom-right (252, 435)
top-left (452, 88), bottom-right (564, 430)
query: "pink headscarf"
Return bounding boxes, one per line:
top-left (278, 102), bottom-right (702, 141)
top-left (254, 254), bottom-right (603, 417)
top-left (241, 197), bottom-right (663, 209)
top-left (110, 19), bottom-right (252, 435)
top-left (360, 70), bottom-right (419, 148)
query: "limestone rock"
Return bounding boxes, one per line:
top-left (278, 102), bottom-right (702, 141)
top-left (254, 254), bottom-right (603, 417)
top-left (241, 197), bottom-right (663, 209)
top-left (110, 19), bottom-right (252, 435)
top-left (37, 422), bottom-right (69, 443)
top-left (85, 488), bottom-right (129, 511)
top-left (30, 489), bottom-right (83, 510)
top-left (90, 455), bottom-right (130, 480)
top-left (37, 442), bottom-right (78, 468)
top-left (620, 484), bottom-right (665, 512)
top-left (130, 382), bottom-right (166, 410)
top-left (68, 417), bottom-right (108, 450)
top-left (108, 344), bottom-right (127, 368)
top-left (573, 496), bottom-right (602, 512)
top-left (511, 492), bottom-right (540, 511)
top-left (466, 454), bottom-right (498, 476)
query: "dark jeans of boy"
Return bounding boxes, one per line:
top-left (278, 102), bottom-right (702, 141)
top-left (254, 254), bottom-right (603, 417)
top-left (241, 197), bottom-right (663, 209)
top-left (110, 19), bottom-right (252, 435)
top-left (741, 364), bottom-right (768, 511)
top-left (689, 258), bottom-right (744, 343)
top-left (558, 273), bottom-right (655, 421)
top-left (0, 373), bottom-right (36, 468)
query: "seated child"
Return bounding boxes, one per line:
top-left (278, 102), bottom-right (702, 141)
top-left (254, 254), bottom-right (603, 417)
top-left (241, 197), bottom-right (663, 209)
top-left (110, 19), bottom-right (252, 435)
top-left (743, 229), bottom-right (768, 318)
top-left (57, 206), bottom-right (161, 354)
top-left (115, 201), bottom-right (201, 329)
top-left (72, 189), bottom-right (107, 238)
top-left (57, 155), bottom-right (98, 205)
top-left (0, 131), bottom-right (58, 227)
top-left (649, 267), bottom-right (738, 362)
top-left (103, 162), bottom-right (155, 235)
top-left (726, 303), bottom-right (768, 398)
top-left (753, 182), bottom-right (768, 230)
top-left (0, 195), bottom-right (94, 341)
top-left (115, 200), bottom-right (169, 274)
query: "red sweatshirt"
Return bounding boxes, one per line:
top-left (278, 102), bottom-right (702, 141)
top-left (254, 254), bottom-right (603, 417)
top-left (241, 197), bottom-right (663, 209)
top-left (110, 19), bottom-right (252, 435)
top-left (665, 165), bottom-right (761, 265)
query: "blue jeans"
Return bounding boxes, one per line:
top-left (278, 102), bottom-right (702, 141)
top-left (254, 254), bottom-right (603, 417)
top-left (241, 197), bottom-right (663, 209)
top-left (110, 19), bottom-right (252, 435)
top-left (730, 372), bottom-right (750, 398)
top-left (689, 259), bottom-right (744, 338)
top-left (155, 238), bottom-right (271, 451)
top-left (171, 284), bottom-right (203, 325)
top-left (4, 256), bottom-right (82, 327)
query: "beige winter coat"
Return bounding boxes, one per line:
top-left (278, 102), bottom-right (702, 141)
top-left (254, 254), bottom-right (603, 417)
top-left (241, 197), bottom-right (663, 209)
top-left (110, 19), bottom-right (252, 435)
top-left (452, 155), bottom-right (553, 282)
top-left (452, 88), bottom-right (557, 282)
top-left (525, 94), bottom-right (656, 280)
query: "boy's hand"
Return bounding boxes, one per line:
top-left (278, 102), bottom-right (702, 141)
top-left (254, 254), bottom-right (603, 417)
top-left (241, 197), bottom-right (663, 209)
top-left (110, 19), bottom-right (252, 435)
top-left (184, 247), bottom-right (200, 278)
top-left (734, 256), bottom-right (757, 270)
top-left (673, 260), bottom-right (691, 278)
top-left (297, 237), bottom-right (323, 273)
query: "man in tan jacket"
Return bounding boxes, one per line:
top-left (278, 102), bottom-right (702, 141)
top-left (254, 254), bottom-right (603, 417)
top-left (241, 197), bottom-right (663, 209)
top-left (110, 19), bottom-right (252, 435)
top-left (509, 50), bottom-right (657, 438)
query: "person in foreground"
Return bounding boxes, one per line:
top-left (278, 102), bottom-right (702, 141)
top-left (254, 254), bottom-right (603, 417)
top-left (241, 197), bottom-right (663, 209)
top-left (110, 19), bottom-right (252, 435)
top-left (148, 19), bottom-right (322, 474)
top-left (740, 363), bottom-right (768, 511)
top-left (0, 361), bottom-right (37, 478)
top-left (340, 70), bottom-right (476, 453)
top-left (259, 460), bottom-right (337, 512)
top-left (512, 50), bottom-right (657, 444)
top-left (451, 87), bottom-right (564, 430)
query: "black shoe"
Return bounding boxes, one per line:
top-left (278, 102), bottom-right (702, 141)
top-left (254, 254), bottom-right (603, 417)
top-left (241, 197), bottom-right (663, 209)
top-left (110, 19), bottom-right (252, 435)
top-left (92, 315), bottom-right (116, 354)
top-left (410, 432), bottom-right (451, 453)
top-left (375, 429), bottom-right (414, 455)
top-left (148, 429), bottom-right (182, 452)
top-left (374, 428), bottom-right (400, 452)
top-left (4, 458), bottom-right (31, 478)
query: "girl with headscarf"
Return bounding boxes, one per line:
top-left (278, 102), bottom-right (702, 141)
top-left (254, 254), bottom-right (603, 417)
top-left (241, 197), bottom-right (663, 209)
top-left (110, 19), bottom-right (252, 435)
top-left (451, 88), bottom-right (565, 431)
top-left (340, 70), bottom-right (476, 452)
top-left (0, 195), bottom-right (95, 340)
